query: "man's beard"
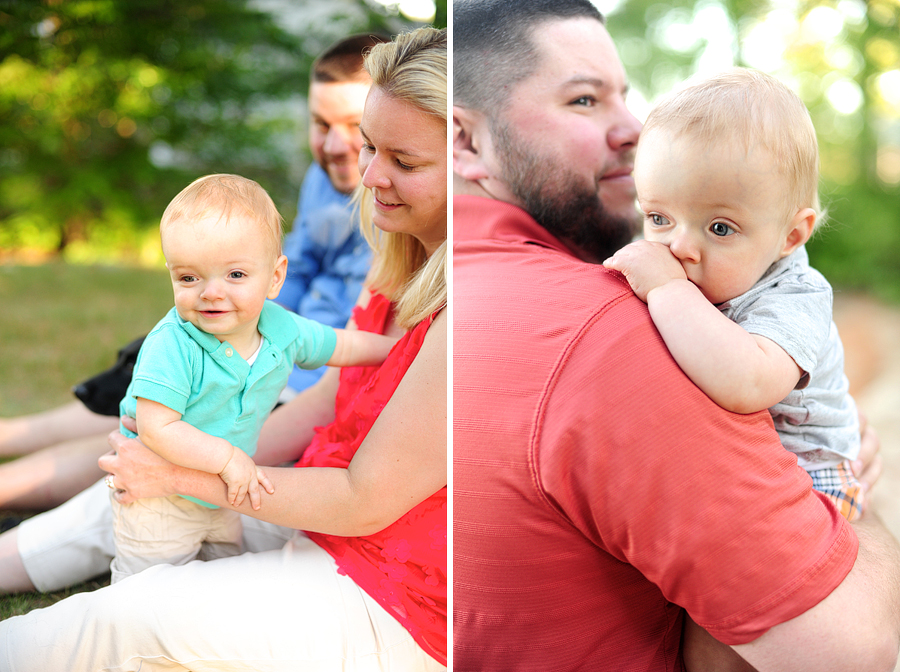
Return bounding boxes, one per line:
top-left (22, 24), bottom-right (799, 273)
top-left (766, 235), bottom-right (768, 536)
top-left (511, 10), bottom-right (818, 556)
top-left (492, 122), bottom-right (636, 262)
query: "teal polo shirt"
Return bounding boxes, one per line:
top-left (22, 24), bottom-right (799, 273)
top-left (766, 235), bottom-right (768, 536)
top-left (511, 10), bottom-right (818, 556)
top-left (119, 302), bottom-right (337, 506)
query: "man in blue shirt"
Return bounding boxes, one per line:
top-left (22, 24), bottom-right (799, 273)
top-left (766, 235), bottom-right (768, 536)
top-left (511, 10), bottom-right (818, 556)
top-left (276, 33), bottom-right (388, 396)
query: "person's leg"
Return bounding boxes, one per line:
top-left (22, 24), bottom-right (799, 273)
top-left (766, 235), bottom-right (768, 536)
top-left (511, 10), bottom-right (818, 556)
top-left (0, 533), bottom-right (445, 671)
top-left (3, 479), bottom-right (295, 596)
top-left (0, 528), bottom-right (34, 593)
top-left (0, 434), bottom-right (108, 511)
top-left (7, 478), bottom-right (115, 594)
top-left (0, 401), bottom-right (118, 457)
top-left (240, 514), bottom-right (295, 552)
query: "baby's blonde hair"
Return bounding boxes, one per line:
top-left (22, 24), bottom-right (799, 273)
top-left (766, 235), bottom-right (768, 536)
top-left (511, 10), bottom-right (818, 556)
top-left (642, 68), bottom-right (822, 227)
top-left (356, 26), bottom-right (447, 330)
top-left (160, 174), bottom-right (283, 258)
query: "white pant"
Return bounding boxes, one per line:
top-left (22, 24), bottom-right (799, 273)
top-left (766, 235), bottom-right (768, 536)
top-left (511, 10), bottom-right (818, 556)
top-left (5, 480), bottom-right (444, 671)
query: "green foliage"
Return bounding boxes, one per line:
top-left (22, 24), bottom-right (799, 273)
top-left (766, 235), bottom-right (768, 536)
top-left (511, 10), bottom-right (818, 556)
top-left (0, 0), bottom-right (300, 256)
top-left (607, 0), bottom-right (900, 302)
top-left (0, 0), bottom-right (425, 262)
top-left (433, 0), bottom-right (447, 27)
top-left (810, 185), bottom-right (900, 302)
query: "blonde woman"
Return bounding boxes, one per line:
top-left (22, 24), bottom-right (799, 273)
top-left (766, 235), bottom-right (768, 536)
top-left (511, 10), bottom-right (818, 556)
top-left (0, 26), bottom-right (447, 671)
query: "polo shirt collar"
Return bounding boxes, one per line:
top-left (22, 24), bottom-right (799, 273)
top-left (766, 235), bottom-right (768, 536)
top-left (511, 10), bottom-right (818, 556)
top-left (170, 301), bottom-right (297, 355)
top-left (173, 310), bottom-right (224, 354)
top-left (453, 194), bottom-right (573, 256)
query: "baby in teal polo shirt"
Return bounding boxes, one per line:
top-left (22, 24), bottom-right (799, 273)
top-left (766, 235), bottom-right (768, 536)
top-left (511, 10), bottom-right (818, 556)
top-left (110, 174), bottom-right (397, 583)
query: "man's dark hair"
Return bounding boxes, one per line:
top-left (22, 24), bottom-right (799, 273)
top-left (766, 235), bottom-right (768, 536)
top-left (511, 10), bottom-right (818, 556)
top-left (312, 33), bottom-right (390, 84)
top-left (454, 0), bottom-right (603, 114)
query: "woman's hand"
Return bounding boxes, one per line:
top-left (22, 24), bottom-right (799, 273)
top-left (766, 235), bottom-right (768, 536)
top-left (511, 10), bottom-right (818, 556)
top-left (99, 428), bottom-right (181, 504)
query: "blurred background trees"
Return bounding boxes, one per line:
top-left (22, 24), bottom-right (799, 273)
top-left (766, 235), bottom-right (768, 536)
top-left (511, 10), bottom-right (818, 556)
top-left (1, 0), bottom-right (895, 301)
top-left (604, 0), bottom-right (900, 301)
top-left (0, 0), bottom-right (443, 264)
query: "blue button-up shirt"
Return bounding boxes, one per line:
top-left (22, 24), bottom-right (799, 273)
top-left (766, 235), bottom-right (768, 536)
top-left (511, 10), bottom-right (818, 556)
top-left (278, 163), bottom-right (372, 392)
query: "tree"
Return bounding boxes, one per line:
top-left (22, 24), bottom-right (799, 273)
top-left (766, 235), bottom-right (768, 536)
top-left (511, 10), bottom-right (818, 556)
top-left (0, 0), bottom-right (423, 262)
top-left (607, 0), bottom-right (900, 300)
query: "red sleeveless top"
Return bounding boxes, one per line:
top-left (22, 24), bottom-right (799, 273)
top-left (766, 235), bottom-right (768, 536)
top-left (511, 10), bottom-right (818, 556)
top-left (296, 294), bottom-right (447, 665)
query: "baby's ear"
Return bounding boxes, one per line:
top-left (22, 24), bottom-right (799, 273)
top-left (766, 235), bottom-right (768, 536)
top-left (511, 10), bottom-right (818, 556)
top-left (267, 254), bottom-right (288, 300)
top-left (780, 208), bottom-right (816, 258)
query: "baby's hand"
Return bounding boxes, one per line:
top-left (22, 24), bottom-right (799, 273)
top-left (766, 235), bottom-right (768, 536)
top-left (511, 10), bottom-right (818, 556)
top-left (219, 446), bottom-right (275, 510)
top-left (604, 240), bottom-right (687, 303)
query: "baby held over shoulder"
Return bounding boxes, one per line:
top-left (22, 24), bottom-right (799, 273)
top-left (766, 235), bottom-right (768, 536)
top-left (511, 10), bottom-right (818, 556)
top-left (604, 68), bottom-right (862, 519)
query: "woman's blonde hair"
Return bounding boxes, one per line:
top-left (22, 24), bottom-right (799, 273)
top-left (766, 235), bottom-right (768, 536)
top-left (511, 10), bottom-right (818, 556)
top-left (642, 68), bottom-right (822, 225)
top-left (357, 26), bottom-right (447, 329)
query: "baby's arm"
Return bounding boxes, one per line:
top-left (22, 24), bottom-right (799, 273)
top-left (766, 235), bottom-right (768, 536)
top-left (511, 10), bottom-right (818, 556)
top-left (135, 398), bottom-right (274, 509)
top-left (605, 240), bottom-right (802, 414)
top-left (327, 328), bottom-right (399, 368)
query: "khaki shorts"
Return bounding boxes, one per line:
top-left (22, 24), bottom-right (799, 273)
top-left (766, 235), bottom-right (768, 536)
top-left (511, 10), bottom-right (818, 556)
top-left (17, 477), bottom-right (293, 592)
top-left (110, 492), bottom-right (243, 583)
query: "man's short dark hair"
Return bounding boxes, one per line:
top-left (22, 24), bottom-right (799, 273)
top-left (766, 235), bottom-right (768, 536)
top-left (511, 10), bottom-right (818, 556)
top-left (312, 33), bottom-right (390, 84)
top-left (454, 0), bottom-right (604, 114)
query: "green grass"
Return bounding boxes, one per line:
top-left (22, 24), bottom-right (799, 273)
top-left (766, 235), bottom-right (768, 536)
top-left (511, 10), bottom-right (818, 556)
top-left (0, 262), bottom-right (172, 416)
top-left (0, 577), bottom-right (111, 620)
top-left (1, 261), bottom-right (172, 619)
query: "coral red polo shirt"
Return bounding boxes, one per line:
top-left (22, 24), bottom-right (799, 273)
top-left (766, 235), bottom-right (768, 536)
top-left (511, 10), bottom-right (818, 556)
top-left (453, 195), bottom-right (857, 671)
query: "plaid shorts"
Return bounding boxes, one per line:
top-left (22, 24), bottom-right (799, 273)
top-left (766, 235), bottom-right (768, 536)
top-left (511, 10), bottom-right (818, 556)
top-left (809, 460), bottom-right (864, 522)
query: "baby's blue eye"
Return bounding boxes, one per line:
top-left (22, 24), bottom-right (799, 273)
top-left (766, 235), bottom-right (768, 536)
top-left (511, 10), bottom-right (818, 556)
top-left (710, 222), bottom-right (734, 237)
top-left (649, 214), bottom-right (669, 227)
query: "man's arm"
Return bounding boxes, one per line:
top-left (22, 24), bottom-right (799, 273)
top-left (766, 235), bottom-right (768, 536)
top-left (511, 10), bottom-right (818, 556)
top-left (734, 514), bottom-right (900, 672)
top-left (277, 174), bottom-right (324, 312)
top-left (681, 411), bottom-right (892, 672)
top-left (605, 240), bottom-right (801, 413)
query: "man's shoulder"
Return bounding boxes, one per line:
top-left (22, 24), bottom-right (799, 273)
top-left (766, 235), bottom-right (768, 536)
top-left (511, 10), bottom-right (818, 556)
top-left (456, 249), bottom-right (655, 380)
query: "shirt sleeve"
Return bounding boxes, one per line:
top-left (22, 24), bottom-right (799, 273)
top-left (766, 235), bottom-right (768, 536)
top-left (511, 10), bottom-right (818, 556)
top-left (537, 294), bottom-right (857, 645)
top-left (129, 325), bottom-right (196, 416)
top-left (726, 268), bottom-right (833, 379)
top-left (288, 313), bottom-right (338, 370)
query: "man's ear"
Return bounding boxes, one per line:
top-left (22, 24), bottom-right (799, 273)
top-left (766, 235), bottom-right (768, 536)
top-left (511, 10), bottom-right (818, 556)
top-left (453, 106), bottom-right (491, 181)
top-left (780, 207), bottom-right (816, 258)
top-left (267, 254), bottom-right (288, 300)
